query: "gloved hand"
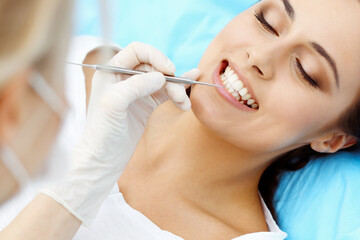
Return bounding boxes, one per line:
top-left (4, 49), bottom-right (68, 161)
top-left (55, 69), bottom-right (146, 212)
top-left (42, 42), bottom-right (199, 226)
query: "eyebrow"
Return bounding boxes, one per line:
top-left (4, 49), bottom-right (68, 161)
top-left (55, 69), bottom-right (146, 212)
top-left (281, 0), bottom-right (340, 89)
top-left (310, 42), bottom-right (339, 88)
top-left (281, 0), bottom-right (295, 20)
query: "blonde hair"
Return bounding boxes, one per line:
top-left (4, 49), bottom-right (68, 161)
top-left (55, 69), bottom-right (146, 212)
top-left (0, 0), bottom-right (73, 89)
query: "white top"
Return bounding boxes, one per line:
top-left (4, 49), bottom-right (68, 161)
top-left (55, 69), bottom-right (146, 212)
top-left (74, 184), bottom-right (287, 240)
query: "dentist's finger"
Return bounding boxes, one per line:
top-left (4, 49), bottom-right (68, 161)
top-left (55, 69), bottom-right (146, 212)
top-left (181, 68), bottom-right (200, 89)
top-left (110, 42), bottom-right (176, 76)
top-left (105, 72), bottom-right (166, 112)
top-left (166, 68), bottom-right (200, 111)
top-left (134, 63), bottom-right (156, 72)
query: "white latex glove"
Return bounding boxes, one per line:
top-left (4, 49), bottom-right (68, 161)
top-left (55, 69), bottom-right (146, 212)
top-left (42, 42), bottom-right (199, 226)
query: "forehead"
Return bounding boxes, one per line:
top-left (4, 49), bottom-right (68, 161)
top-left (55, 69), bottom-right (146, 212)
top-left (296, 0), bottom-right (360, 84)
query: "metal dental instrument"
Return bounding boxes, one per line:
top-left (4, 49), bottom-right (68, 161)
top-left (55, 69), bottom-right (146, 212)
top-left (66, 62), bottom-right (224, 88)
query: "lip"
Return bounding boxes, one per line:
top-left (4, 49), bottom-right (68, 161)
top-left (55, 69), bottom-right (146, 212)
top-left (212, 60), bottom-right (259, 112)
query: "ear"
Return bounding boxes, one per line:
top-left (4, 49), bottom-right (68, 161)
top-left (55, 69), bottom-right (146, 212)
top-left (0, 69), bottom-right (31, 142)
top-left (310, 133), bottom-right (357, 153)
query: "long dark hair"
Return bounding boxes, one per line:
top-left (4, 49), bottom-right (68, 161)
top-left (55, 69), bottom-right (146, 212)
top-left (259, 89), bottom-right (360, 221)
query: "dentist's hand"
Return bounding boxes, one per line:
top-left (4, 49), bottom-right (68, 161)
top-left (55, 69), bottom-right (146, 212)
top-left (42, 42), bottom-right (199, 227)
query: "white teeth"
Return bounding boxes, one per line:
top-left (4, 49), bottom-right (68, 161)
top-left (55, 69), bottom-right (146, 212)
top-left (242, 94), bottom-right (251, 101)
top-left (221, 66), bottom-right (258, 109)
top-left (232, 81), bottom-right (244, 91)
top-left (247, 99), bottom-right (255, 105)
top-left (228, 69), bottom-right (235, 76)
top-left (232, 91), bottom-right (239, 98)
top-left (228, 75), bottom-right (238, 84)
top-left (239, 88), bottom-right (248, 97)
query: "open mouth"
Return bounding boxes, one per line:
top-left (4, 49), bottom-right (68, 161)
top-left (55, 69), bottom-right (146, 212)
top-left (219, 60), bottom-right (259, 110)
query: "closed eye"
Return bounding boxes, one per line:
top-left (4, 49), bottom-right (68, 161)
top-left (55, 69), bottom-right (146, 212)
top-left (254, 10), bottom-right (279, 37)
top-left (295, 58), bottom-right (319, 89)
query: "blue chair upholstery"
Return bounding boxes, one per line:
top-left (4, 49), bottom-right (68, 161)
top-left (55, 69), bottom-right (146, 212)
top-left (275, 152), bottom-right (360, 239)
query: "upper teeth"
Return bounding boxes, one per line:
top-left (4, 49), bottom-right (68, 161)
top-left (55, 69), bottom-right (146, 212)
top-left (220, 66), bottom-right (259, 109)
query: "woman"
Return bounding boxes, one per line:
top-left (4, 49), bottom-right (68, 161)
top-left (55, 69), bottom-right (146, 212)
top-left (0, 0), bottom-right (194, 239)
top-left (74, 0), bottom-right (360, 239)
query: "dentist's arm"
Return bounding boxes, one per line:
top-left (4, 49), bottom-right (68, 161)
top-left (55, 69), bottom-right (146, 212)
top-left (0, 194), bottom-right (81, 240)
top-left (0, 42), bottom-right (198, 240)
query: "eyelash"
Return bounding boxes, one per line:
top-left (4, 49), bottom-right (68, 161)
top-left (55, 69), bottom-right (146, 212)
top-left (295, 58), bottom-right (319, 89)
top-left (254, 9), bottom-right (319, 89)
top-left (254, 10), bottom-right (279, 36)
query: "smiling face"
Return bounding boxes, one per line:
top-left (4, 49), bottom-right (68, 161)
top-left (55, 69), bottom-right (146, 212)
top-left (191, 0), bottom-right (360, 157)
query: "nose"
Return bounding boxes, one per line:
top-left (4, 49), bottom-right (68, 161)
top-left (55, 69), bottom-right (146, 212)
top-left (245, 43), bottom-right (278, 80)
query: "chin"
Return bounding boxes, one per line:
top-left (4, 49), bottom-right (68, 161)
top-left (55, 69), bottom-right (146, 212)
top-left (190, 81), bottom-right (267, 152)
top-left (190, 86), bottom-right (210, 118)
top-left (190, 83), bottom-right (226, 133)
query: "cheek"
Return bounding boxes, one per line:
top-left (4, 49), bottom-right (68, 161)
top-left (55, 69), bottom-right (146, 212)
top-left (198, 12), bottom-right (256, 68)
top-left (256, 85), bottom-right (333, 150)
top-left (190, 85), bottom-right (222, 125)
top-left (217, 11), bottom-right (262, 47)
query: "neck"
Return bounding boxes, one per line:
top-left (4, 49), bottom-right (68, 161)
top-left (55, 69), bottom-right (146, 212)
top-left (138, 106), bottom-right (274, 205)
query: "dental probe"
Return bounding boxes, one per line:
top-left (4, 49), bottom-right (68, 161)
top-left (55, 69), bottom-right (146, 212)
top-left (66, 62), bottom-right (224, 88)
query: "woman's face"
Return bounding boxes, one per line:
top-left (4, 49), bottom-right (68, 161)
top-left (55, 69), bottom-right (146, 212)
top-left (191, 0), bottom-right (360, 156)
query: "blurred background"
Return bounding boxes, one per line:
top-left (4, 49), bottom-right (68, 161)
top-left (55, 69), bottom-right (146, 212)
top-left (73, 0), bottom-right (257, 75)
